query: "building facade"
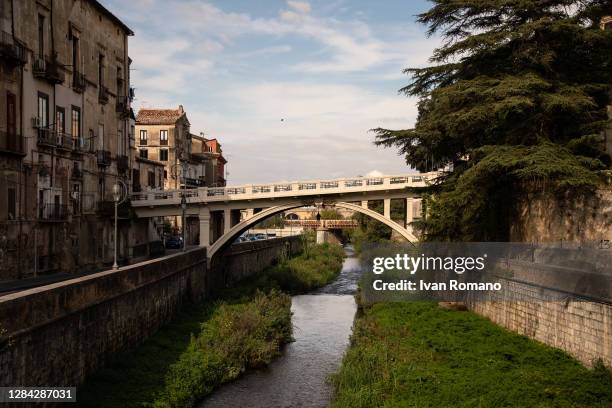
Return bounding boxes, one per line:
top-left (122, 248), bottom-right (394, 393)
top-left (0, 0), bottom-right (133, 280)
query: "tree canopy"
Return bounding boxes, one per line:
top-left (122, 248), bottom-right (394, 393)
top-left (375, 0), bottom-right (612, 241)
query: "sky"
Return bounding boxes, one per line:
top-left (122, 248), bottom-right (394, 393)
top-left (101, 0), bottom-right (441, 184)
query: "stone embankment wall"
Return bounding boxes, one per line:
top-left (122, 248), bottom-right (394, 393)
top-left (467, 281), bottom-right (611, 367)
top-left (511, 188), bottom-right (612, 243)
top-left (0, 236), bottom-right (301, 390)
top-left (210, 236), bottom-right (303, 289)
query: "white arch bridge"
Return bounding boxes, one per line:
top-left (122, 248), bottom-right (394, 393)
top-left (130, 172), bottom-right (438, 258)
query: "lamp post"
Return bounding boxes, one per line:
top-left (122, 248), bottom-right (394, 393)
top-left (112, 180), bottom-right (126, 270)
top-left (181, 194), bottom-right (187, 252)
top-left (112, 183), bottom-right (121, 269)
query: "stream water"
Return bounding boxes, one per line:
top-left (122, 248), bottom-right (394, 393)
top-left (200, 245), bottom-right (361, 408)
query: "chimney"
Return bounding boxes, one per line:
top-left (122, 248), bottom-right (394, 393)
top-left (178, 105), bottom-right (184, 113)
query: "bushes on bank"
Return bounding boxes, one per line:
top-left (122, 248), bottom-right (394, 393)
top-left (249, 243), bottom-right (345, 294)
top-left (153, 290), bottom-right (292, 408)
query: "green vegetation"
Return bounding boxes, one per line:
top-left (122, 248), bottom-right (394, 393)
top-left (374, 0), bottom-right (612, 241)
top-left (331, 302), bottom-right (612, 408)
top-left (77, 242), bottom-right (345, 407)
top-left (240, 242), bottom-right (345, 294)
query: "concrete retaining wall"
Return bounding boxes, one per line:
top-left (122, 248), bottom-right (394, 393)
top-left (0, 248), bottom-right (209, 388)
top-left (0, 236), bottom-right (302, 390)
top-left (467, 278), bottom-right (611, 367)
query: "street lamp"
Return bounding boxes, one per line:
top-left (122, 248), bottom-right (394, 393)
top-left (112, 183), bottom-right (121, 270)
top-left (181, 194), bottom-right (187, 252)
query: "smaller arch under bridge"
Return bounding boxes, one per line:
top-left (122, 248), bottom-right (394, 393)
top-left (130, 172), bottom-right (438, 259)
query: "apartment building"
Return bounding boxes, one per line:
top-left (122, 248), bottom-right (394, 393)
top-left (134, 105), bottom-right (193, 191)
top-left (0, 0), bottom-right (133, 280)
top-left (203, 138), bottom-right (227, 187)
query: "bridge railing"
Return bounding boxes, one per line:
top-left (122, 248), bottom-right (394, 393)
top-left (131, 172), bottom-right (440, 204)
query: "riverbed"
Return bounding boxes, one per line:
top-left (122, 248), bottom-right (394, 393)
top-left (200, 245), bottom-right (361, 408)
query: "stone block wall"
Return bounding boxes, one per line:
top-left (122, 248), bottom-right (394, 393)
top-left (0, 248), bottom-right (208, 388)
top-left (210, 236), bottom-right (304, 288)
top-left (467, 278), bottom-right (611, 367)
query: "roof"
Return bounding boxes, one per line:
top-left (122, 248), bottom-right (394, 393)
top-left (136, 106), bottom-right (186, 125)
top-left (90, 0), bottom-right (134, 36)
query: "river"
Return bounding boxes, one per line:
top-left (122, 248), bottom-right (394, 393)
top-left (200, 245), bottom-right (361, 408)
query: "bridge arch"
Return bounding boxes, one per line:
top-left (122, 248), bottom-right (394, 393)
top-left (208, 201), bottom-right (417, 258)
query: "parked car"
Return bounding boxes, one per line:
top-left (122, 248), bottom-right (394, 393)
top-left (254, 233), bottom-right (267, 240)
top-left (165, 236), bottom-right (183, 249)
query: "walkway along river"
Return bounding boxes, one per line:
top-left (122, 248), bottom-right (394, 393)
top-left (200, 245), bottom-right (362, 408)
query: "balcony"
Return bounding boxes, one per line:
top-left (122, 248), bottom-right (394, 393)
top-left (56, 132), bottom-right (73, 150)
top-left (39, 203), bottom-right (69, 222)
top-left (0, 130), bottom-right (25, 156)
top-left (129, 87), bottom-right (136, 101)
top-left (184, 177), bottom-right (206, 188)
top-left (132, 183), bottom-right (142, 193)
top-left (32, 55), bottom-right (65, 84)
top-left (98, 85), bottom-right (109, 104)
top-left (115, 96), bottom-right (130, 116)
top-left (36, 127), bottom-right (56, 148)
top-left (72, 137), bottom-right (85, 153)
top-left (96, 150), bottom-right (111, 167)
top-left (0, 31), bottom-right (27, 66)
top-left (72, 71), bottom-right (86, 93)
top-left (116, 154), bottom-right (129, 172)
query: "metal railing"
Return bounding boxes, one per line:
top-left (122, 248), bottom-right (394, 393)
top-left (38, 203), bottom-right (69, 221)
top-left (0, 130), bottom-right (25, 155)
top-left (0, 31), bottom-right (27, 65)
top-left (130, 172), bottom-right (440, 204)
top-left (116, 96), bottom-right (129, 114)
top-left (98, 85), bottom-right (109, 104)
top-left (73, 71), bottom-right (86, 92)
top-left (32, 54), bottom-right (64, 84)
top-left (96, 150), bottom-right (111, 166)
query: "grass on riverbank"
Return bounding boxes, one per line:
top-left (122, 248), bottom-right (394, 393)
top-left (331, 302), bottom-right (612, 408)
top-left (77, 243), bottom-right (344, 408)
top-left (232, 242), bottom-right (346, 295)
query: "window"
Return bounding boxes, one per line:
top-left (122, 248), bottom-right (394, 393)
top-left (160, 129), bottom-right (168, 145)
top-left (98, 123), bottom-right (104, 150)
top-left (117, 66), bottom-right (123, 96)
top-left (147, 171), bottom-right (155, 187)
top-left (139, 129), bottom-right (147, 145)
top-left (37, 14), bottom-right (45, 57)
top-left (37, 92), bottom-right (49, 127)
top-left (6, 92), bottom-right (16, 141)
top-left (7, 188), bottom-right (16, 220)
top-left (163, 170), bottom-right (167, 179)
top-left (117, 130), bottom-right (123, 155)
top-left (88, 129), bottom-right (95, 152)
top-left (56, 107), bottom-right (65, 134)
top-left (159, 149), bottom-right (168, 161)
top-left (98, 54), bottom-right (105, 88)
top-left (71, 32), bottom-right (79, 72)
top-left (139, 149), bottom-right (148, 159)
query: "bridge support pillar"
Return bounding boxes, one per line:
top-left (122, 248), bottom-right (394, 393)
top-left (245, 208), bottom-right (254, 219)
top-left (405, 198), bottom-right (414, 235)
top-left (199, 208), bottom-right (211, 248)
top-left (361, 200), bottom-right (368, 209)
top-left (224, 209), bottom-right (231, 234)
top-left (383, 198), bottom-right (391, 219)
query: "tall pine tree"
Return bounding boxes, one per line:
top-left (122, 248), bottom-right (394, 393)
top-left (376, 0), bottom-right (612, 241)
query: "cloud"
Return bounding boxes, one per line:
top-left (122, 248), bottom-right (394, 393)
top-left (287, 1), bottom-right (311, 14)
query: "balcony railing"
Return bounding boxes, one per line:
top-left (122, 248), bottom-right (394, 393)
top-left (39, 203), bottom-right (69, 221)
top-left (98, 85), bottom-right (109, 104)
top-left (32, 54), bottom-right (65, 84)
top-left (56, 132), bottom-right (73, 150)
top-left (36, 127), bottom-right (56, 147)
top-left (72, 71), bottom-right (86, 93)
top-left (117, 154), bottom-right (129, 172)
top-left (0, 130), bottom-right (25, 156)
top-left (96, 150), bottom-right (111, 166)
top-left (116, 96), bottom-right (130, 115)
top-left (0, 31), bottom-right (27, 66)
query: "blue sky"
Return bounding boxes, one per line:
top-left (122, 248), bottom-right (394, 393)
top-left (101, 0), bottom-right (440, 184)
